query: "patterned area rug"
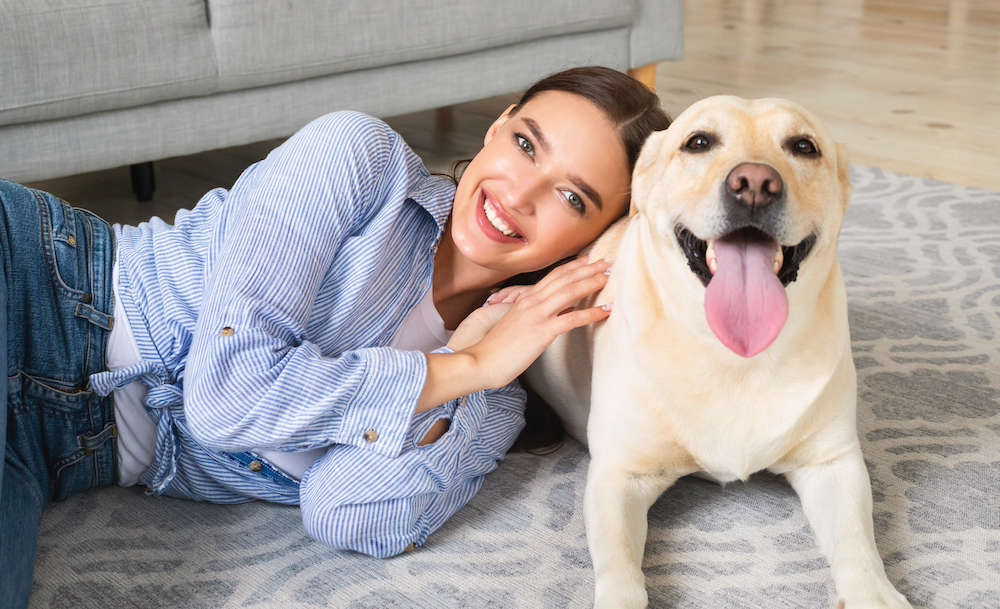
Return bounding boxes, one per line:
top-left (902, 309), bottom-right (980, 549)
top-left (30, 166), bottom-right (999, 609)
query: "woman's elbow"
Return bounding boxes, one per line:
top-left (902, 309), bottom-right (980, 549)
top-left (300, 487), bottom-right (419, 558)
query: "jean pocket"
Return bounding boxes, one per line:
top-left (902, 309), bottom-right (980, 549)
top-left (7, 371), bottom-right (117, 501)
top-left (33, 189), bottom-right (87, 300)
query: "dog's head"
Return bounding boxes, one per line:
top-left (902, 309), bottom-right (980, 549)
top-left (630, 96), bottom-right (851, 358)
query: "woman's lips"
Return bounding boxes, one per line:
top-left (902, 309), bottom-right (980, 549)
top-left (476, 188), bottom-right (526, 243)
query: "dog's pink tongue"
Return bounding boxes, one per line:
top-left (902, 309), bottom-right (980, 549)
top-left (704, 231), bottom-right (788, 357)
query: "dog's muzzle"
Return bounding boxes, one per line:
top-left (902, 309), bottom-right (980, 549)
top-left (673, 164), bottom-right (818, 357)
top-left (675, 163), bottom-right (817, 288)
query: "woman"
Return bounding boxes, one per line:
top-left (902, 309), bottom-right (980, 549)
top-left (1, 67), bottom-right (670, 606)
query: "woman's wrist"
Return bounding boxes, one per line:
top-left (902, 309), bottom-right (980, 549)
top-left (416, 350), bottom-right (489, 414)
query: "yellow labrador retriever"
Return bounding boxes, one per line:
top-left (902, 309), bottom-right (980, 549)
top-left (524, 96), bottom-right (912, 609)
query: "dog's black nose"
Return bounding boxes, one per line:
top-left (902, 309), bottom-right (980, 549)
top-left (725, 163), bottom-right (784, 209)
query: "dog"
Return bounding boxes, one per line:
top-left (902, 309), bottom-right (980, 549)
top-left (523, 96), bottom-right (913, 609)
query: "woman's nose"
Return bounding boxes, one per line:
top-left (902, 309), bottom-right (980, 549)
top-left (502, 173), bottom-right (546, 214)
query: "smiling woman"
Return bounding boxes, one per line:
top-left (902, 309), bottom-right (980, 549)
top-left (1, 66), bottom-right (668, 609)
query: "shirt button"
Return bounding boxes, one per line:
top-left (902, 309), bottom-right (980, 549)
top-left (220, 326), bottom-right (234, 336)
top-left (67, 235), bottom-right (77, 246)
top-left (404, 542), bottom-right (416, 553)
top-left (363, 429), bottom-right (378, 443)
top-left (248, 460), bottom-right (263, 472)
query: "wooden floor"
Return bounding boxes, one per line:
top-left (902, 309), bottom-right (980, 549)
top-left (657, 0), bottom-right (1000, 192)
top-left (27, 0), bottom-right (1000, 226)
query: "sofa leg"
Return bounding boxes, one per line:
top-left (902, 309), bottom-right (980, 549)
top-left (628, 64), bottom-right (657, 92)
top-left (130, 162), bottom-right (155, 202)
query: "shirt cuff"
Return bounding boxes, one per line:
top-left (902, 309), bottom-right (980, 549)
top-left (337, 346), bottom-right (427, 458)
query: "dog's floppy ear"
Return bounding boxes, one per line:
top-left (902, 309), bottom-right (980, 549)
top-left (629, 129), bottom-right (671, 217)
top-left (835, 142), bottom-right (852, 211)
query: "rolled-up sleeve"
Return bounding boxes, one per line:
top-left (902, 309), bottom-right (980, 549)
top-left (299, 373), bottom-right (527, 558)
top-left (184, 111), bottom-right (425, 459)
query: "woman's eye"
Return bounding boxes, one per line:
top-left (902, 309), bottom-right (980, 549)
top-left (516, 134), bottom-right (534, 156)
top-left (562, 190), bottom-right (585, 212)
top-left (683, 133), bottom-right (714, 151)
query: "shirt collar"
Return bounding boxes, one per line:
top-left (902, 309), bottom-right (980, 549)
top-left (408, 172), bottom-right (457, 236)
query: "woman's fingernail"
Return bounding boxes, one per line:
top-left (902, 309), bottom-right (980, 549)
top-left (601, 302), bottom-right (613, 311)
top-left (604, 265), bottom-right (614, 276)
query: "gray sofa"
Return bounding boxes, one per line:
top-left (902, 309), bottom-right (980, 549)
top-left (0, 0), bottom-right (682, 185)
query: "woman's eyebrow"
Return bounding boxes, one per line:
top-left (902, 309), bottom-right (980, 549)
top-left (569, 175), bottom-right (604, 211)
top-left (523, 117), bottom-right (604, 211)
top-left (523, 118), bottom-right (550, 153)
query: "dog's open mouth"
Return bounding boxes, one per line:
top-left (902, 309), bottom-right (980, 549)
top-left (674, 225), bottom-right (817, 358)
top-left (675, 225), bottom-right (816, 288)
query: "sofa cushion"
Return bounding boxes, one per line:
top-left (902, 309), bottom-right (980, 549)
top-left (0, 0), bottom-right (216, 127)
top-left (209, 0), bottom-right (636, 90)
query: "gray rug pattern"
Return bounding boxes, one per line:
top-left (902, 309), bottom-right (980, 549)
top-left (29, 166), bottom-right (999, 608)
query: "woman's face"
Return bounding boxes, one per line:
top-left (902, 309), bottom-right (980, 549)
top-left (449, 90), bottom-right (631, 277)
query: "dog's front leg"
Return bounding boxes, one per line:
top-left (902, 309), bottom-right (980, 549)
top-left (785, 445), bottom-right (912, 609)
top-left (585, 460), bottom-right (678, 609)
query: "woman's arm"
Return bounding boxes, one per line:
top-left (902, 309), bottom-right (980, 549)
top-left (298, 257), bottom-right (614, 556)
top-left (299, 378), bottom-right (526, 558)
top-left (184, 111), bottom-right (430, 459)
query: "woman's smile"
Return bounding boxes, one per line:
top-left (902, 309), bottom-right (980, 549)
top-left (477, 187), bottom-right (526, 242)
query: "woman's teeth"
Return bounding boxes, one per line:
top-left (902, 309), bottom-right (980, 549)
top-left (483, 195), bottom-right (522, 238)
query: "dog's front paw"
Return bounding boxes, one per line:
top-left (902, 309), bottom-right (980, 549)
top-left (594, 574), bottom-right (648, 609)
top-left (838, 585), bottom-right (913, 609)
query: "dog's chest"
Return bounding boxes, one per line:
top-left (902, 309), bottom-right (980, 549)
top-left (686, 425), bottom-right (790, 482)
top-left (670, 373), bottom-right (832, 481)
top-left (598, 355), bottom-right (829, 482)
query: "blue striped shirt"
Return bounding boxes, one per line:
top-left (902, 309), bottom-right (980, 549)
top-left (89, 111), bottom-right (527, 558)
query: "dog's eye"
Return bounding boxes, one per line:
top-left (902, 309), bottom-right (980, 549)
top-left (789, 138), bottom-right (820, 157)
top-left (684, 133), bottom-right (715, 152)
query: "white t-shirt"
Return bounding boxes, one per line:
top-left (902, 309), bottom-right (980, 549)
top-left (107, 259), bottom-right (157, 486)
top-left (386, 286), bottom-right (455, 352)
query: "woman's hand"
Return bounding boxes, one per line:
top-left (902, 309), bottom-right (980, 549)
top-left (486, 284), bottom-right (533, 306)
top-left (416, 258), bottom-right (612, 414)
top-left (456, 257), bottom-right (612, 388)
top-left (444, 300), bottom-right (516, 353)
top-left (442, 285), bottom-right (536, 352)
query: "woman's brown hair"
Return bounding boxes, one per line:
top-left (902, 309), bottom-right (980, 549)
top-left (493, 66), bottom-right (672, 453)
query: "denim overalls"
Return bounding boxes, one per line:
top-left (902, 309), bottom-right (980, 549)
top-left (1, 178), bottom-right (117, 608)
